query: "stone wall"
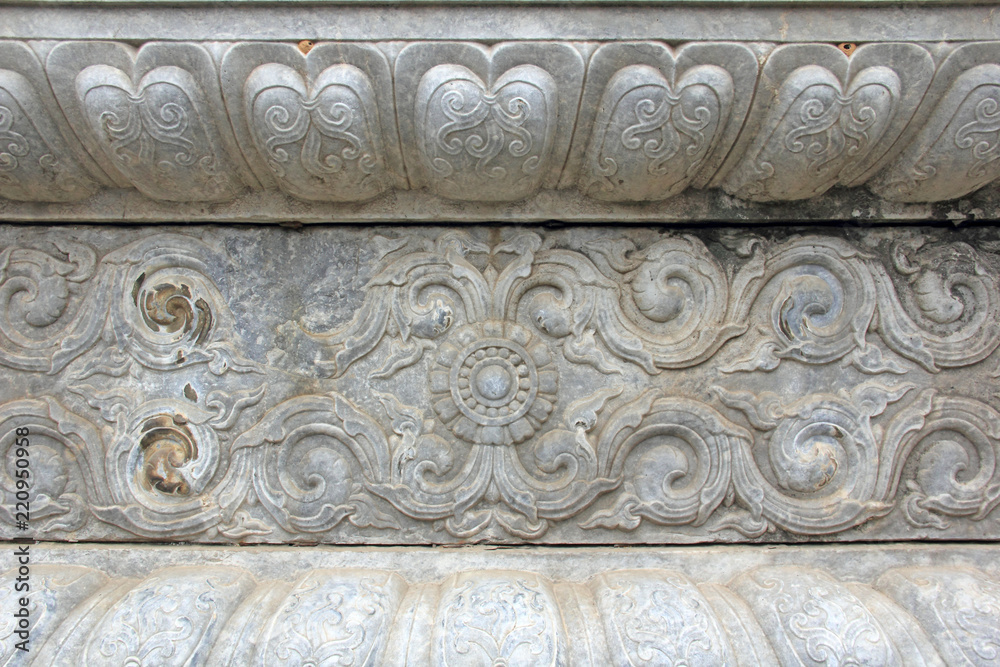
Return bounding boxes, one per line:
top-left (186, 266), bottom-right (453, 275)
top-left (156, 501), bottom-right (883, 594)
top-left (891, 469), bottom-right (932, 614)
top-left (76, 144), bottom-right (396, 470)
top-left (2, 1), bottom-right (1000, 664)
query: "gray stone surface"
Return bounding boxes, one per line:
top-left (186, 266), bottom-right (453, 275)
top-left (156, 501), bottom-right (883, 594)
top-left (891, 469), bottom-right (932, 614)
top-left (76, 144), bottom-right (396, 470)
top-left (3, 224), bottom-right (1000, 545)
top-left (2, 543), bottom-right (998, 665)
top-left (4, 36), bottom-right (1000, 220)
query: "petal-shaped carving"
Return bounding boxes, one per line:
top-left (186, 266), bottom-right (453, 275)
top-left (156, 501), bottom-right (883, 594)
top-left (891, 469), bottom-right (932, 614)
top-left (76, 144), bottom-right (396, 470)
top-left (872, 43), bottom-right (1000, 202)
top-left (221, 41), bottom-right (405, 201)
top-left (571, 42), bottom-right (758, 201)
top-left (396, 42), bottom-right (584, 201)
top-left (876, 567), bottom-right (1000, 665)
top-left (47, 41), bottom-right (255, 202)
top-left (0, 565), bottom-right (107, 661)
top-left (82, 566), bottom-right (255, 665)
top-left (589, 570), bottom-right (735, 665)
top-left (432, 571), bottom-right (566, 666)
top-left (256, 569), bottom-right (406, 666)
top-left (731, 566), bottom-right (905, 666)
top-left (721, 43), bottom-right (934, 201)
top-left (0, 41), bottom-right (104, 203)
top-left (416, 63), bottom-right (556, 201)
top-left (244, 64), bottom-right (388, 202)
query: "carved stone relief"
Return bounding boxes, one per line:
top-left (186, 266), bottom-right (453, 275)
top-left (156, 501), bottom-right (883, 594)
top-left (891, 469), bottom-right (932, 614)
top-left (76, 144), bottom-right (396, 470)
top-left (2, 225), bottom-right (1000, 545)
top-left (46, 42), bottom-right (257, 202)
top-left (720, 43), bottom-right (934, 201)
top-left (0, 42), bottom-right (105, 203)
top-left (394, 42), bottom-right (584, 201)
top-left (572, 42), bottom-right (758, 202)
top-left (4, 545), bottom-right (999, 666)
top-left (0, 39), bottom-right (998, 217)
top-left (221, 42), bottom-right (406, 202)
top-left (872, 42), bottom-right (1000, 203)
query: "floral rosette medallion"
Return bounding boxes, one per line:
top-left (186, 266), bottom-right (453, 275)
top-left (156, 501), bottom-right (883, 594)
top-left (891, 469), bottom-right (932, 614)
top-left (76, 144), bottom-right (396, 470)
top-left (431, 322), bottom-right (557, 446)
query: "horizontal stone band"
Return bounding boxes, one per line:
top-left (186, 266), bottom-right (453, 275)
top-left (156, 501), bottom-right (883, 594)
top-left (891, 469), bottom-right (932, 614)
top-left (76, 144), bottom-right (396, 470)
top-left (3, 38), bottom-right (1000, 221)
top-left (4, 543), bottom-right (998, 665)
top-left (2, 224), bottom-right (1000, 544)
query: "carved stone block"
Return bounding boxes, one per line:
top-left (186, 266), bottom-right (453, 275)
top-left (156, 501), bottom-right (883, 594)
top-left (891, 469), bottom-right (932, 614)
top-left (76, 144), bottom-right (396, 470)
top-left (2, 225), bottom-right (1000, 546)
top-left (394, 42), bottom-right (584, 201)
top-left (5, 543), bottom-right (998, 665)
top-left (46, 42), bottom-right (256, 202)
top-left (221, 42), bottom-right (406, 202)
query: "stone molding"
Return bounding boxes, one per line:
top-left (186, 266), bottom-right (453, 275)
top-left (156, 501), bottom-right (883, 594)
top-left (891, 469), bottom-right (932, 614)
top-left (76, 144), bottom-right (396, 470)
top-left (4, 38), bottom-right (1000, 220)
top-left (2, 544), bottom-right (998, 665)
top-left (3, 225), bottom-right (1000, 544)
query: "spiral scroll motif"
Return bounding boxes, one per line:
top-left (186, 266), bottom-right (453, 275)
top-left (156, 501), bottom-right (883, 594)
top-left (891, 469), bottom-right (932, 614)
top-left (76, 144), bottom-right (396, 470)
top-left (882, 392), bottom-right (1000, 529)
top-left (731, 393), bottom-right (890, 534)
top-left (876, 240), bottom-right (1000, 371)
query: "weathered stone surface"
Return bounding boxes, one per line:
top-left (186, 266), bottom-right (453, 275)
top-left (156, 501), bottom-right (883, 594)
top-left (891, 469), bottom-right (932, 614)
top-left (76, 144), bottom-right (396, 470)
top-left (2, 543), bottom-right (998, 665)
top-left (3, 224), bottom-right (1000, 545)
top-left (2, 35), bottom-right (1000, 219)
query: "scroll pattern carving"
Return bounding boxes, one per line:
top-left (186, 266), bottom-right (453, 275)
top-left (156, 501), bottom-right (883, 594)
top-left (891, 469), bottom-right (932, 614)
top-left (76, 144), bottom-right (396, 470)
top-left (0, 71), bottom-right (97, 202)
top-left (0, 39), bottom-right (999, 207)
top-left (872, 43), bottom-right (1000, 202)
top-left (6, 561), bottom-right (998, 665)
top-left (244, 64), bottom-right (389, 202)
top-left (3, 226), bottom-right (1000, 543)
top-left (581, 64), bottom-right (733, 201)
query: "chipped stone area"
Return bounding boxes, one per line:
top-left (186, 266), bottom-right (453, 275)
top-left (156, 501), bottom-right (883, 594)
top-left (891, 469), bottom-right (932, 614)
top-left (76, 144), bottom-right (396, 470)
top-left (1, 543), bottom-right (998, 665)
top-left (3, 224), bottom-right (1000, 545)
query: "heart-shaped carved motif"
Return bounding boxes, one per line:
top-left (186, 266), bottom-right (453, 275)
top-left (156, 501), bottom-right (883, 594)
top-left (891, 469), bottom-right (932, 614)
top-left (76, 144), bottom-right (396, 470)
top-left (416, 64), bottom-right (556, 201)
top-left (245, 63), bottom-right (388, 202)
top-left (75, 64), bottom-right (240, 202)
top-left (725, 65), bottom-right (901, 202)
top-left (0, 72), bottom-right (96, 202)
top-left (582, 64), bottom-right (733, 202)
top-left (873, 64), bottom-right (1000, 203)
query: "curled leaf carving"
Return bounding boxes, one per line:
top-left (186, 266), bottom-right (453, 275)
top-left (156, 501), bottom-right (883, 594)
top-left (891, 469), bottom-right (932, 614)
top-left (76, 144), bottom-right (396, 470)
top-left (875, 238), bottom-right (1000, 372)
top-left (880, 391), bottom-right (1000, 529)
top-left (245, 63), bottom-right (388, 202)
top-left (717, 383), bottom-right (911, 534)
top-left (582, 64), bottom-right (732, 201)
top-left (416, 64), bottom-right (556, 201)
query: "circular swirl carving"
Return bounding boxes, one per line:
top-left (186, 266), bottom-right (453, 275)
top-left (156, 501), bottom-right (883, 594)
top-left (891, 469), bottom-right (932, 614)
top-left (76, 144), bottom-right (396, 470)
top-left (732, 394), bottom-right (886, 535)
top-left (880, 241), bottom-right (1000, 370)
top-left (759, 237), bottom-right (877, 364)
top-left (0, 398), bottom-right (103, 534)
top-left (432, 322), bottom-right (557, 446)
top-left (885, 394), bottom-right (1000, 528)
top-left (626, 236), bottom-right (728, 342)
top-left (128, 271), bottom-right (216, 352)
top-left (114, 400), bottom-right (219, 515)
top-left (137, 414), bottom-right (199, 496)
top-left (600, 398), bottom-right (740, 527)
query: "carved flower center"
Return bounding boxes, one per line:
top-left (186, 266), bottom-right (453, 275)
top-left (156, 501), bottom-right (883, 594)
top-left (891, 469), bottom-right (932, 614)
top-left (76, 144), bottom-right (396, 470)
top-left (452, 339), bottom-right (537, 427)
top-left (475, 363), bottom-right (514, 400)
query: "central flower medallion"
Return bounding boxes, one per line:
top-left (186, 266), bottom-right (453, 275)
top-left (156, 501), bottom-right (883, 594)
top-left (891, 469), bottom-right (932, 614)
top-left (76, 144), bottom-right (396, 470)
top-left (432, 322), bottom-right (557, 445)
